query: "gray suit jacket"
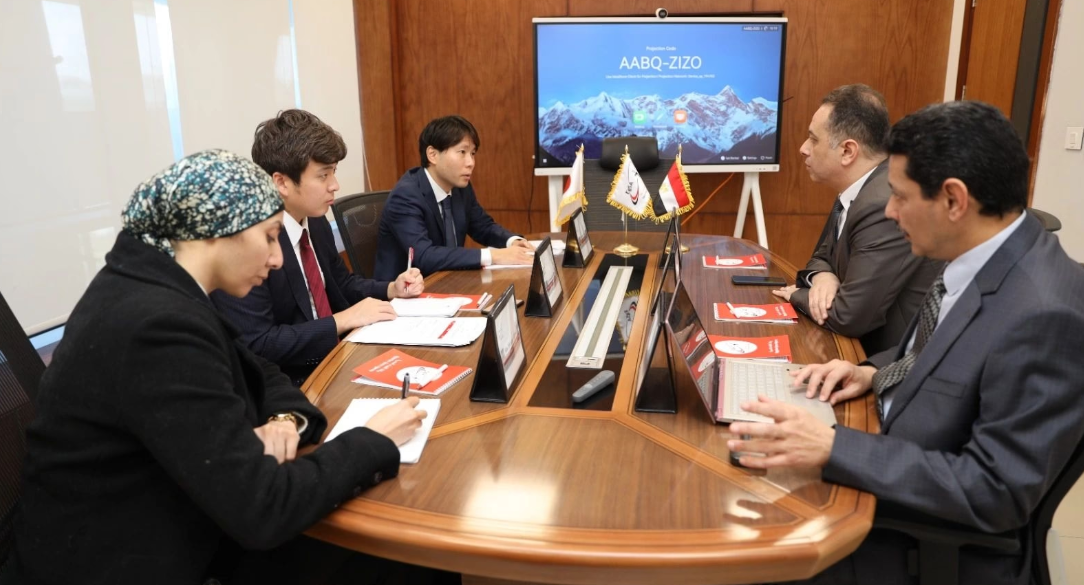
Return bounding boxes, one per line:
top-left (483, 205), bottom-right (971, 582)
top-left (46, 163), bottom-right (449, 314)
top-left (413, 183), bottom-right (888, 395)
top-left (822, 213), bottom-right (1084, 584)
top-left (792, 161), bottom-right (943, 355)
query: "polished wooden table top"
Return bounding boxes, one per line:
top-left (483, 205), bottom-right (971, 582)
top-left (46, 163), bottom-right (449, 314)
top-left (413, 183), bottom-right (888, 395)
top-left (302, 232), bottom-right (877, 585)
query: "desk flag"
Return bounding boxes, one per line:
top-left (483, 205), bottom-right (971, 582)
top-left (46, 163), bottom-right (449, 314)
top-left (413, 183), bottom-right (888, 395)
top-left (556, 144), bottom-right (586, 224)
top-left (655, 145), bottom-right (694, 223)
top-left (606, 147), bottom-right (655, 220)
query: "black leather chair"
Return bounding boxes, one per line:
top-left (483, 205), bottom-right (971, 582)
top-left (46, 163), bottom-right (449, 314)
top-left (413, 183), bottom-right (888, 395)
top-left (331, 191), bottom-right (390, 278)
top-left (1029, 208), bottom-right (1062, 232)
top-left (0, 289), bottom-right (42, 573)
top-left (582, 136), bottom-right (671, 234)
top-left (874, 435), bottom-right (1084, 585)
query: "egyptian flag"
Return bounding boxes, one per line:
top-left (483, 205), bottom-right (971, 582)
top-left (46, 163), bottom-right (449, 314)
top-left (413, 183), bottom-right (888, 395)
top-left (656, 147), bottom-right (694, 222)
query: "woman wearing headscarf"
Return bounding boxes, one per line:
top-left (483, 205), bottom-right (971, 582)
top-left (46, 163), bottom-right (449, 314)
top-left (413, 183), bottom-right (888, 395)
top-left (10, 151), bottom-right (429, 585)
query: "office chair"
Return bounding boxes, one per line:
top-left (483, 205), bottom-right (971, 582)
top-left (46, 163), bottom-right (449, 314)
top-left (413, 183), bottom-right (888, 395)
top-left (874, 434), bottom-right (1084, 585)
top-left (0, 289), bottom-right (42, 572)
top-left (332, 191), bottom-right (390, 278)
top-left (1029, 208), bottom-right (1062, 233)
top-left (582, 136), bottom-right (670, 234)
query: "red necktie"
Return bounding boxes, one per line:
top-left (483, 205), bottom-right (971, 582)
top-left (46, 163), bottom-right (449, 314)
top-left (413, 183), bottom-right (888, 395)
top-left (298, 229), bottom-right (333, 319)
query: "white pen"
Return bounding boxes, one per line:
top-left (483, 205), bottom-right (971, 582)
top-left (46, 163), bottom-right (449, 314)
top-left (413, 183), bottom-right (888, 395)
top-left (726, 301), bottom-right (738, 317)
top-left (418, 364), bottom-right (448, 390)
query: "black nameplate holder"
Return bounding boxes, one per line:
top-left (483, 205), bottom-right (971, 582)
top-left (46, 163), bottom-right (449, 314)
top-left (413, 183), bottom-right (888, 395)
top-left (470, 284), bottom-right (527, 403)
top-left (562, 208), bottom-right (594, 268)
top-left (524, 237), bottom-right (564, 318)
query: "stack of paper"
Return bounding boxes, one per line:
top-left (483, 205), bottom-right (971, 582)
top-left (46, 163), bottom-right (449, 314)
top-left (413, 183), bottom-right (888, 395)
top-left (325, 398), bottom-right (441, 464)
top-left (391, 297), bottom-right (462, 317)
top-left (346, 317), bottom-right (487, 347)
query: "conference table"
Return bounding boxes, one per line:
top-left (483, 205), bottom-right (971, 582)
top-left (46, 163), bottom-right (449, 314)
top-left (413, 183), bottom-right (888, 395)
top-left (301, 231), bottom-right (878, 585)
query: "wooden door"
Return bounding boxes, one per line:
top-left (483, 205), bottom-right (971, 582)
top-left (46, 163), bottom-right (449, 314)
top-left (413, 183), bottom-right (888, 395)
top-left (956, 0), bottom-right (1029, 115)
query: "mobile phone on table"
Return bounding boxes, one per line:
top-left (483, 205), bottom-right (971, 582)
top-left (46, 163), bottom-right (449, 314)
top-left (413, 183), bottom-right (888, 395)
top-left (731, 275), bottom-right (787, 286)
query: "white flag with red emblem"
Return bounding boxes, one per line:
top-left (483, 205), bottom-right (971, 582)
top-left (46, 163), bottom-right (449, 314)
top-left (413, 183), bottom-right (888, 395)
top-left (655, 147), bottom-right (694, 222)
top-left (555, 144), bottom-right (586, 224)
top-left (606, 150), bottom-right (655, 220)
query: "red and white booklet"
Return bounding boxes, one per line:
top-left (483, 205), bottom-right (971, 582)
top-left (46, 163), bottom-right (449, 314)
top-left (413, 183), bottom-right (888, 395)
top-left (707, 334), bottom-right (792, 362)
top-left (713, 302), bottom-right (798, 324)
top-left (418, 292), bottom-right (492, 312)
top-left (351, 349), bottom-right (473, 396)
top-left (702, 253), bottom-right (767, 269)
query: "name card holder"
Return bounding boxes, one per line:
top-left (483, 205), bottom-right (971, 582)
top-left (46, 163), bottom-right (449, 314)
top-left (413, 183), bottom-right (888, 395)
top-left (525, 237), bottom-right (564, 318)
top-left (470, 284), bottom-right (527, 403)
top-left (563, 209), bottom-right (594, 268)
top-left (634, 293), bottom-right (678, 414)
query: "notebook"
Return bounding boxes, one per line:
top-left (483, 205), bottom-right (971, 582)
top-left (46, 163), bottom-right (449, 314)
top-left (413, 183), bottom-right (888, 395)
top-left (702, 253), bottom-right (768, 269)
top-left (713, 302), bottom-right (798, 324)
top-left (325, 398), bottom-right (441, 464)
top-left (708, 334), bottom-right (793, 362)
top-left (352, 349), bottom-right (472, 396)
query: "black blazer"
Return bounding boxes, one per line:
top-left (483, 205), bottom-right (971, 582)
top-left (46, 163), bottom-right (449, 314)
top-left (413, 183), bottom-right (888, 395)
top-left (212, 215), bottom-right (390, 385)
top-left (373, 167), bottom-right (517, 280)
top-left (14, 232), bottom-right (399, 585)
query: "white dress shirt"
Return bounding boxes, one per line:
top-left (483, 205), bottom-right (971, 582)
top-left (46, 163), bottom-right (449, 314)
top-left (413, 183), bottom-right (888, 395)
top-left (803, 167), bottom-right (879, 286)
top-left (283, 213), bottom-right (325, 319)
top-left (424, 169), bottom-right (522, 266)
top-left (881, 211), bottom-right (1028, 416)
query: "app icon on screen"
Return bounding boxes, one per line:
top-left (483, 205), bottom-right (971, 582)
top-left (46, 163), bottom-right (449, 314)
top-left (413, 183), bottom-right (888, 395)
top-left (673, 109), bottom-right (688, 124)
top-left (633, 111), bottom-right (647, 124)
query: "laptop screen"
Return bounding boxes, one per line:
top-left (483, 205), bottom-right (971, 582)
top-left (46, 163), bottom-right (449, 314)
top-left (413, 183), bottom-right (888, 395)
top-left (665, 281), bottom-right (718, 419)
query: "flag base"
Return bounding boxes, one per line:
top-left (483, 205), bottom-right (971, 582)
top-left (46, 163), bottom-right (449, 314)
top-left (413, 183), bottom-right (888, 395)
top-left (665, 243), bottom-right (690, 254)
top-left (614, 243), bottom-right (640, 257)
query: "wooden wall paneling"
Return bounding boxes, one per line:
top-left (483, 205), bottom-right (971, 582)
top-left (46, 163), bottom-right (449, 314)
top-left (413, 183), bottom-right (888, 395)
top-left (959, 0), bottom-right (1028, 114)
top-left (568, 0), bottom-right (753, 16)
top-left (356, 0), bottom-right (955, 271)
top-left (354, 0), bottom-right (401, 190)
top-left (683, 212), bottom-right (828, 266)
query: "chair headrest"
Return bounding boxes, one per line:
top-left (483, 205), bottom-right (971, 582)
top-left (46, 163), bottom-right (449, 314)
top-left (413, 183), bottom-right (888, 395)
top-left (600, 136), bottom-right (660, 172)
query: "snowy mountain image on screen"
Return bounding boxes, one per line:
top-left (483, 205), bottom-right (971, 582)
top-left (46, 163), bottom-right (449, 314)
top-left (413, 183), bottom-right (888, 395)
top-left (537, 85), bottom-right (777, 166)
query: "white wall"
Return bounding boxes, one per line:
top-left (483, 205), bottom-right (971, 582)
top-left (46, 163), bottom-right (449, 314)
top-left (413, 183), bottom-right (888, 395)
top-left (0, 0), bottom-right (365, 334)
top-left (1032, 0), bottom-right (1084, 261)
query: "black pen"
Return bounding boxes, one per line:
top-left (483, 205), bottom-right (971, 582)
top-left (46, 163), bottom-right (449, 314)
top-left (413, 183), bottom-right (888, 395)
top-left (401, 372), bottom-right (410, 399)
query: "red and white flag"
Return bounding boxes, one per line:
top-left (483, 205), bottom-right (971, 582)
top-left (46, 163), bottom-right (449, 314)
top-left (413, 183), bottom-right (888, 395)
top-left (606, 149), bottom-right (654, 220)
top-left (555, 144), bottom-right (586, 224)
top-left (656, 147), bottom-right (694, 222)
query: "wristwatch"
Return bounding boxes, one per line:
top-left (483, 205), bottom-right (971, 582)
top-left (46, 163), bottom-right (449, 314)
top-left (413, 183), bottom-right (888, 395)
top-left (267, 412), bottom-right (299, 429)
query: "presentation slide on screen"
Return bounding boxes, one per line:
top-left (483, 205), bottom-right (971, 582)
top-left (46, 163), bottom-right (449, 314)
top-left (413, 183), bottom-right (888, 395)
top-left (536, 23), bottom-right (784, 167)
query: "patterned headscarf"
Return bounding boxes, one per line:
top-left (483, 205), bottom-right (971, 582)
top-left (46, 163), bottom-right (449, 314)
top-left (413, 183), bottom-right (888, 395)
top-left (121, 149), bottom-right (283, 256)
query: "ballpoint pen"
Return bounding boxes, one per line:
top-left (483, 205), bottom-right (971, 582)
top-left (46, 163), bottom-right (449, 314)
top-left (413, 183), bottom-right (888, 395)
top-left (726, 301), bottom-right (738, 317)
top-left (401, 372), bottom-right (410, 399)
top-left (407, 247), bottom-right (414, 271)
top-left (418, 364), bottom-right (448, 391)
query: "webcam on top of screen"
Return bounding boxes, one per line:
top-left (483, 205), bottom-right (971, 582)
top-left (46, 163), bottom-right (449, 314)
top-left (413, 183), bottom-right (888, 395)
top-left (655, 7), bottom-right (668, 19)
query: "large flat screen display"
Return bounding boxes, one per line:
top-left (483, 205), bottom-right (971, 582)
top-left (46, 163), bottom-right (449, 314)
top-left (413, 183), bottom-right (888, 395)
top-left (534, 18), bottom-right (786, 173)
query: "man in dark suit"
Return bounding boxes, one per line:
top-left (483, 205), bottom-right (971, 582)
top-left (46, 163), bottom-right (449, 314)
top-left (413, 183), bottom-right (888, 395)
top-left (213, 110), bottom-right (424, 385)
top-left (373, 115), bottom-right (535, 280)
top-left (731, 101), bottom-right (1084, 585)
top-left (773, 85), bottom-right (941, 355)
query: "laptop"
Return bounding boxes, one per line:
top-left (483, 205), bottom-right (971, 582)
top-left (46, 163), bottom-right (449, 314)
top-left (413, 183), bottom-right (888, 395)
top-left (665, 281), bottom-right (836, 426)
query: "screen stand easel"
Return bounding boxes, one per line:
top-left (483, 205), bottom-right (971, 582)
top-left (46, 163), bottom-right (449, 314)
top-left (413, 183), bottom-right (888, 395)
top-left (547, 175), bottom-right (565, 232)
top-left (732, 172), bottom-right (769, 249)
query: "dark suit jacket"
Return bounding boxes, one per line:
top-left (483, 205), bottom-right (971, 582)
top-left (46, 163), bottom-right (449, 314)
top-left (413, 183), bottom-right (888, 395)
top-left (14, 232), bottom-right (399, 585)
top-left (821, 213), bottom-right (1084, 585)
top-left (373, 166), bottom-right (517, 280)
top-left (211, 215), bottom-right (390, 385)
top-left (791, 161), bottom-right (943, 355)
